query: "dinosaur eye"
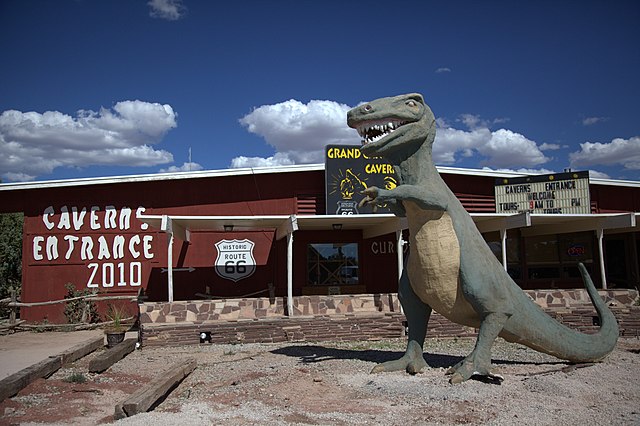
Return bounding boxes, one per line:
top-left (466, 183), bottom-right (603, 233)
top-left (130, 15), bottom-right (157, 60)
top-left (406, 100), bottom-right (417, 107)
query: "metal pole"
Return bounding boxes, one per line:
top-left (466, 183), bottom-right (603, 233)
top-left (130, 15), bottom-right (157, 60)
top-left (396, 230), bottom-right (405, 315)
top-left (168, 231), bottom-right (174, 302)
top-left (286, 232), bottom-right (294, 316)
top-left (500, 228), bottom-right (508, 271)
top-left (597, 228), bottom-right (607, 289)
top-left (396, 230), bottom-right (404, 281)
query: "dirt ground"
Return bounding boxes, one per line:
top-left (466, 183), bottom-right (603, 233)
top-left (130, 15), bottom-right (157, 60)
top-left (1, 336), bottom-right (639, 425)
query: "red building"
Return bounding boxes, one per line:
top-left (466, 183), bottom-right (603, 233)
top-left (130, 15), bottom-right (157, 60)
top-left (1, 162), bottom-right (639, 330)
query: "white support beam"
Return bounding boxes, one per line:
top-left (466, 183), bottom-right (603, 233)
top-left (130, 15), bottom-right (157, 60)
top-left (396, 230), bottom-right (404, 281)
top-left (521, 213), bottom-right (636, 237)
top-left (161, 215), bottom-right (175, 303)
top-left (521, 218), bottom-right (594, 237)
top-left (396, 229), bottom-right (405, 315)
top-left (602, 213), bottom-right (636, 230)
top-left (597, 228), bottom-right (607, 290)
top-left (286, 231), bottom-right (294, 317)
top-left (506, 211), bottom-right (532, 230)
top-left (596, 214), bottom-right (635, 290)
top-left (500, 228), bottom-right (508, 271)
top-left (363, 217), bottom-right (407, 239)
top-left (276, 215), bottom-right (298, 240)
top-left (173, 221), bottom-right (190, 242)
top-left (159, 215), bottom-right (190, 242)
top-left (474, 212), bottom-right (531, 234)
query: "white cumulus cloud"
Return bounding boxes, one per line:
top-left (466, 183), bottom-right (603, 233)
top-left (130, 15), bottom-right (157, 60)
top-left (0, 100), bottom-right (177, 181)
top-left (539, 143), bottom-right (563, 151)
top-left (569, 136), bottom-right (640, 170)
top-left (236, 100), bottom-right (550, 171)
top-left (159, 162), bottom-right (203, 173)
top-left (481, 166), bottom-right (557, 175)
top-left (148, 0), bottom-right (186, 20)
top-left (582, 116), bottom-right (609, 126)
top-left (435, 120), bottom-right (548, 168)
top-left (588, 170), bottom-right (611, 179)
top-left (231, 152), bottom-right (296, 169)
top-left (478, 129), bottom-right (549, 168)
top-left (236, 99), bottom-right (360, 167)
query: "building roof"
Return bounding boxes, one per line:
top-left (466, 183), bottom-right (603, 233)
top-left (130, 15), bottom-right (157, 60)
top-left (1, 163), bottom-right (638, 192)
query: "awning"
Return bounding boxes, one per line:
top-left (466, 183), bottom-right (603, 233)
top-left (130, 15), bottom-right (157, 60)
top-left (139, 213), bottom-right (406, 242)
top-left (139, 212), bottom-right (638, 304)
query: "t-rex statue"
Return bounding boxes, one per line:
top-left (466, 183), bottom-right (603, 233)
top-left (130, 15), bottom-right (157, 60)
top-left (346, 93), bottom-right (619, 384)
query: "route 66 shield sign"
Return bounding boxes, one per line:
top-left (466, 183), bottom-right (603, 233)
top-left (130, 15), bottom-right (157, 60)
top-left (214, 239), bottom-right (256, 282)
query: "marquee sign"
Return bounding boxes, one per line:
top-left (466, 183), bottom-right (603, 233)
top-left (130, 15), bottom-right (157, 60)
top-left (495, 171), bottom-right (590, 214)
top-left (325, 145), bottom-right (398, 215)
top-left (214, 239), bottom-right (256, 282)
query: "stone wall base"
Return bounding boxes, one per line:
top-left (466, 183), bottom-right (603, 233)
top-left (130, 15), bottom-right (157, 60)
top-left (140, 305), bottom-right (640, 347)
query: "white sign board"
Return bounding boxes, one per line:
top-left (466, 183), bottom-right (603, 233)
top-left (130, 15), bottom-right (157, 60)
top-left (495, 171), bottom-right (590, 214)
top-left (214, 239), bottom-right (256, 282)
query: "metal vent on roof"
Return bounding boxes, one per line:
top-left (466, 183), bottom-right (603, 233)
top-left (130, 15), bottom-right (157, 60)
top-left (297, 194), bottom-right (325, 215)
top-left (456, 193), bottom-right (496, 213)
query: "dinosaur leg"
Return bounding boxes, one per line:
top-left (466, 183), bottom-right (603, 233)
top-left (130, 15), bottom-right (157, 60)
top-left (446, 312), bottom-right (509, 384)
top-left (371, 268), bottom-right (432, 374)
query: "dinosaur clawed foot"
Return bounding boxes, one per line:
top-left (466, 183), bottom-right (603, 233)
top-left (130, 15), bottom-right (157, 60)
top-left (370, 340), bottom-right (427, 375)
top-left (446, 356), bottom-right (504, 385)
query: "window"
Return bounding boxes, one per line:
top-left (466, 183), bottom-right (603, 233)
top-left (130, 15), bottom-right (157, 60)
top-left (525, 232), bottom-right (594, 280)
top-left (307, 243), bottom-right (359, 286)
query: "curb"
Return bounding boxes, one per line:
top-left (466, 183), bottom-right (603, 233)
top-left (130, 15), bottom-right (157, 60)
top-left (0, 335), bottom-right (104, 402)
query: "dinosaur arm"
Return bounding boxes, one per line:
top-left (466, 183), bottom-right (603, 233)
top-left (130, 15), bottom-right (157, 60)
top-left (386, 199), bottom-right (407, 217)
top-left (361, 184), bottom-right (448, 212)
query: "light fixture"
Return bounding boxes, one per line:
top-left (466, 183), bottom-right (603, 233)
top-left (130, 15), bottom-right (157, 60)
top-left (199, 331), bottom-right (212, 343)
top-left (332, 223), bottom-right (342, 231)
top-left (223, 224), bottom-right (234, 232)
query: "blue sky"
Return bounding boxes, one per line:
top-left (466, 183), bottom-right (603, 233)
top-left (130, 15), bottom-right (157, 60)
top-left (1, 0), bottom-right (639, 183)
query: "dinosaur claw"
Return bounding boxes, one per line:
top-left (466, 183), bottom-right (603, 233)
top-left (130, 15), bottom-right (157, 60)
top-left (370, 364), bottom-right (386, 374)
top-left (449, 372), bottom-right (465, 384)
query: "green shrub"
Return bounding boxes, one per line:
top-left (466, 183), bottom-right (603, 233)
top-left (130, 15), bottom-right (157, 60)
top-left (64, 372), bottom-right (87, 383)
top-left (63, 283), bottom-right (100, 324)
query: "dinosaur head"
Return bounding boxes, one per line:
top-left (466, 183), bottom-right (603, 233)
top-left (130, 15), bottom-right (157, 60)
top-left (347, 93), bottom-right (435, 158)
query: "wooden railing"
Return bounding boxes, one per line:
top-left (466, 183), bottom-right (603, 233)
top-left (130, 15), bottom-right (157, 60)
top-left (1, 288), bottom-right (141, 329)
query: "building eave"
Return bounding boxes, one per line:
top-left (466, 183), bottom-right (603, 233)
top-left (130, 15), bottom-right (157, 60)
top-left (1, 162), bottom-right (638, 191)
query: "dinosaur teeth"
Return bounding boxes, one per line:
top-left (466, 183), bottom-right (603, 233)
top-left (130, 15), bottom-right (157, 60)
top-left (356, 119), bottom-right (407, 145)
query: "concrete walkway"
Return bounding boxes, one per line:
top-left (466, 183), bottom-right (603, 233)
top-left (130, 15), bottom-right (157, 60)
top-left (0, 329), bottom-right (105, 379)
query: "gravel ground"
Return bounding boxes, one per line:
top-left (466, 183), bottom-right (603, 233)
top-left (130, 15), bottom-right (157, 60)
top-left (2, 337), bottom-right (639, 425)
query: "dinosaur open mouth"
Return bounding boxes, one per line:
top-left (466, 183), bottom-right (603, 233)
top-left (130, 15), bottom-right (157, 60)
top-left (356, 119), bottom-right (407, 145)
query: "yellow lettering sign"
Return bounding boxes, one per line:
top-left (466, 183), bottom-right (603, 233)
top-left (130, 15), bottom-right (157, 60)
top-left (365, 163), bottom-right (394, 174)
top-left (327, 147), bottom-right (361, 159)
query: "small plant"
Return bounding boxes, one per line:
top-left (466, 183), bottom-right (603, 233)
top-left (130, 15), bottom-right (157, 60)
top-left (105, 304), bottom-right (128, 333)
top-left (64, 372), bottom-right (87, 384)
top-left (63, 283), bottom-right (100, 324)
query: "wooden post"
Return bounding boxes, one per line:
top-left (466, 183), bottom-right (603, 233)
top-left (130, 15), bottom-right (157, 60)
top-left (9, 288), bottom-right (16, 325)
top-left (114, 358), bottom-right (196, 419)
top-left (81, 301), bottom-right (89, 323)
top-left (89, 338), bottom-right (137, 373)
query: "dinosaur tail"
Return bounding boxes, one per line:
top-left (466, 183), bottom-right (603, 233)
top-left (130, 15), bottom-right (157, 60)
top-left (501, 263), bottom-right (619, 362)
